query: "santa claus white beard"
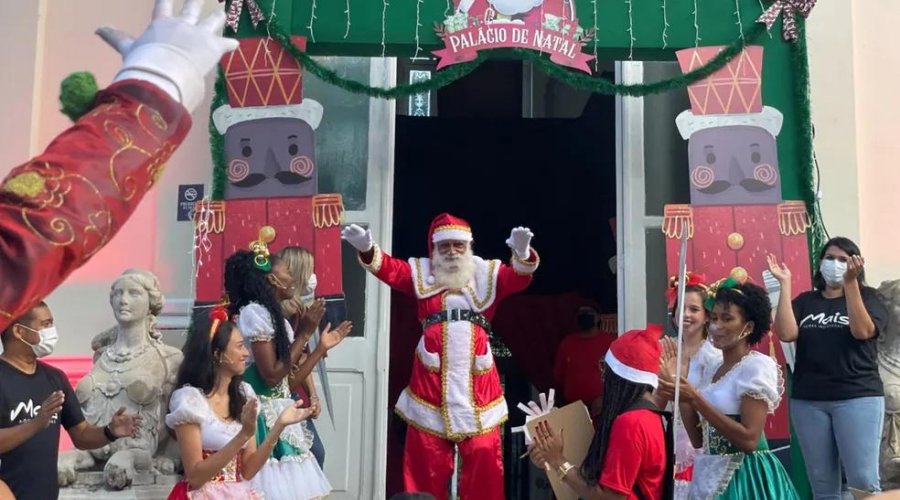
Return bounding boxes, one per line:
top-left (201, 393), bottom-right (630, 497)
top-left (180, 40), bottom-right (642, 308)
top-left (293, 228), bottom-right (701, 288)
top-left (431, 248), bottom-right (476, 290)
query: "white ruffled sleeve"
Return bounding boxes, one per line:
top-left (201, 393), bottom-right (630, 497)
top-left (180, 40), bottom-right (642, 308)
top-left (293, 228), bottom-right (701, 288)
top-left (735, 353), bottom-right (784, 414)
top-left (240, 382), bottom-right (258, 401)
top-left (688, 340), bottom-right (723, 389)
top-left (166, 387), bottom-right (208, 428)
top-left (237, 303), bottom-right (276, 342)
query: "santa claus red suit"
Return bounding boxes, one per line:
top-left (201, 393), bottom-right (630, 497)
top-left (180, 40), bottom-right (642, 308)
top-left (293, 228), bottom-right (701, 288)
top-left (0, 0), bottom-right (237, 331)
top-left (343, 213), bottom-right (539, 500)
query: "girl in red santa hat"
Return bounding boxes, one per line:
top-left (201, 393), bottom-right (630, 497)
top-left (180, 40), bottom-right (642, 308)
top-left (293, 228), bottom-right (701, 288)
top-left (658, 270), bottom-right (798, 499)
top-left (530, 326), bottom-right (671, 500)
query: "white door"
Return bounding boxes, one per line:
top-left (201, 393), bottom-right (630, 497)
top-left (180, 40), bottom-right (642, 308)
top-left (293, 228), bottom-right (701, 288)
top-left (617, 61), bottom-right (691, 331)
top-left (302, 57), bottom-right (396, 499)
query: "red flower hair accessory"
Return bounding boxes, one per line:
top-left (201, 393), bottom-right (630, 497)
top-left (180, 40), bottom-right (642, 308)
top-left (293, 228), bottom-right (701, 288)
top-left (666, 272), bottom-right (708, 307)
top-left (208, 304), bottom-right (230, 342)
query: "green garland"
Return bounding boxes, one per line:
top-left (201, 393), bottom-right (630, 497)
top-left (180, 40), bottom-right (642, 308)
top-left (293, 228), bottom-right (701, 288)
top-left (209, 6), bottom-right (824, 274)
top-left (790, 23), bottom-right (828, 259)
top-left (210, 66), bottom-right (229, 200)
top-left (210, 16), bottom-right (766, 197)
top-left (261, 14), bottom-right (765, 99)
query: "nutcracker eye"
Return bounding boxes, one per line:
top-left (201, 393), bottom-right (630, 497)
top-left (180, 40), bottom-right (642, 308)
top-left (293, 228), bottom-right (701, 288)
top-left (750, 143), bottom-right (761, 163)
top-left (288, 135), bottom-right (299, 156)
top-left (704, 145), bottom-right (716, 165)
top-left (240, 139), bottom-right (253, 158)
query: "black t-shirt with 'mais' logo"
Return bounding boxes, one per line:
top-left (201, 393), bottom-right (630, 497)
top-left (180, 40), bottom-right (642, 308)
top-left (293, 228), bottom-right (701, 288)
top-left (0, 358), bottom-right (85, 499)
top-left (791, 288), bottom-right (889, 401)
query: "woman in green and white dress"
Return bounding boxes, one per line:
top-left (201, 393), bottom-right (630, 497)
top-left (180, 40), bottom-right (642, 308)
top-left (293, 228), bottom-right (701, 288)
top-left (224, 248), bottom-right (352, 500)
top-left (660, 275), bottom-right (798, 500)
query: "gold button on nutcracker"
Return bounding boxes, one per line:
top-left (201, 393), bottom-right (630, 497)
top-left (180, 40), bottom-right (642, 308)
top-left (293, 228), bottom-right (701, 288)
top-left (726, 231), bottom-right (745, 251)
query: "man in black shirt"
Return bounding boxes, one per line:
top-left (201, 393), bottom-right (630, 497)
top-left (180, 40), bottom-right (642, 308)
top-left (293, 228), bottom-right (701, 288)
top-left (0, 301), bottom-right (140, 499)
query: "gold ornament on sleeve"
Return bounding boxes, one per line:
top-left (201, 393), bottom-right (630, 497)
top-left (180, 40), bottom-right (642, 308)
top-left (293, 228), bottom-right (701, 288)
top-left (662, 205), bottom-right (694, 239)
top-left (312, 194), bottom-right (344, 229)
top-left (194, 200), bottom-right (226, 234)
top-left (1, 171), bottom-right (47, 199)
top-left (777, 201), bottom-right (810, 236)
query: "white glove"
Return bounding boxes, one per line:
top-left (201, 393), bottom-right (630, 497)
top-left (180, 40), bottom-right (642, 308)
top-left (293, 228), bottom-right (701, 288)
top-left (341, 224), bottom-right (374, 253)
top-left (98, 0), bottom-right (240, 113)
top-left (505, 226), bottom-right (534, 260)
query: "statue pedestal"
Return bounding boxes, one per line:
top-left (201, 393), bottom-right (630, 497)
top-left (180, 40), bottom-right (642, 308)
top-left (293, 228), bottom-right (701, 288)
top-left (59, 472), bottom-right (180, 499)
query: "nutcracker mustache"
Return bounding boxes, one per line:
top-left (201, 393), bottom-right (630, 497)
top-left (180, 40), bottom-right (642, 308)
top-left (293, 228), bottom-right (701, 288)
top-left (431, 247), bottom-right (475, 290)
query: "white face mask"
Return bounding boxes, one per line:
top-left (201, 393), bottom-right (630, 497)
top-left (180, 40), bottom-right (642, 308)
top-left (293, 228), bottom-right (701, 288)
top-left (300, 273), bottom-right (318, 302)
top-left (820, 259), bottom-right (848, 287)
top-left (17, 325), bottom-right (59, 358)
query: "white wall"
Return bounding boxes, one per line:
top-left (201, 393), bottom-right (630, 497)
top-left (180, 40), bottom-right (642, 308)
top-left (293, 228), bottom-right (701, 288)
top-left (808, 0), bottom-right (900, 286)
top-left (0, 1), bottom-right (219, 354)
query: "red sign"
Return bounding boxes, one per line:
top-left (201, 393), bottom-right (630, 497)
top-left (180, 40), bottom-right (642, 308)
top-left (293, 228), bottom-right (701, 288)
top-left (434, 0), bottom-right (595, 73)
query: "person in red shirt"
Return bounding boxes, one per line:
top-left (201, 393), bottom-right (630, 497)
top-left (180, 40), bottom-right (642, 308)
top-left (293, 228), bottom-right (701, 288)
top-left (531, 326), bottom-right (671, 500)
top-left (553, 304), bottom-right (616, 420)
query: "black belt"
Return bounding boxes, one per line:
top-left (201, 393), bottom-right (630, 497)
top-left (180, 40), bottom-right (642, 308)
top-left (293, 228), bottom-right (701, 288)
top-left (422, 309), bottom-right (491, 333)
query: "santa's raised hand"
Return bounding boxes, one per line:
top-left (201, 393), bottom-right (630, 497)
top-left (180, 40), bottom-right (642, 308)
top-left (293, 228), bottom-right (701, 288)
top-left (342, 224), bottom-right (374, 253)
top-left (505, 226), bottom-right (534, 260)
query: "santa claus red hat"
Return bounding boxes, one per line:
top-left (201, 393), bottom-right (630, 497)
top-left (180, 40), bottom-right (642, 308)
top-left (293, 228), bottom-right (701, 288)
top-left (428, 213), bottom-right (473, 252)
top-left (604, 325), bottom-right (664, 389)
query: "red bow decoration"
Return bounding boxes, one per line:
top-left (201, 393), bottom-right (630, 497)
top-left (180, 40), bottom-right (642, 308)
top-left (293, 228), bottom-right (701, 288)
top-left (665, 272), bottom-right (708, 307)
top-left (220, 0), bottom-right (266, 32)
top-left (757, 0), bottom-right (817, 42)
top-left (208, 304), bottom-right (230, 341)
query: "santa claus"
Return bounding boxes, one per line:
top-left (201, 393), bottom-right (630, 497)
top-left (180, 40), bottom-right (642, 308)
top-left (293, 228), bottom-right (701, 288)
top-left (342, 213), bottom-right (539, 500)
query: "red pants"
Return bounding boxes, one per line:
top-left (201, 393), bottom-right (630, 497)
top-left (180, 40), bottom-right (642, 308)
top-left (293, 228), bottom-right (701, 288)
top-left (403, 426), bottom-right (504, 500)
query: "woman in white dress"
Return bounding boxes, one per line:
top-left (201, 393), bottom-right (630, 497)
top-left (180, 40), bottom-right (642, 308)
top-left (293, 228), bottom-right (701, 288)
top-left (661, 272), bottom-right (722, 499)
top-left (223, 238), bottom-right (352, 500)
top-left (659, 274), bottom-right (798, 499)
top-left (166, 306), bottom-right (313, 499)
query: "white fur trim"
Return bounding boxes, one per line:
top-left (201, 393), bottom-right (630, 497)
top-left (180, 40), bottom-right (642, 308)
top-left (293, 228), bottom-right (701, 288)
top-left (394, 389), bottom-right (508, 438)
top-left (212, 99), bottom-right (324, 134)
top-left (408, 256), bottom-right (501, 312)
top-left (674, 106), bottom-right (783, 140)
top-left (432, 228), bottom-right (472, 244)
top-left (473, 348), bottom-right (494, 373)
top-left (415, 336), bottom-right (441, 371)
top-left (444, 319), bottom-right (478, 435)
top-left (605, 349), bottom-right (659, 389)
top-left (511, 248), bottom-right (540, 275)
top-left (479, 399), bottom-right (508, 430)
top-left (395, 389), bottom-right (446, 435)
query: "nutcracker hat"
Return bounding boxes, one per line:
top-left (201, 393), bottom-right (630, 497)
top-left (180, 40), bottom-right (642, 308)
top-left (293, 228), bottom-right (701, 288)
top-left (428, 213), bottom-right (473, 253)
top-left (604, 324), bottom-right (664, 389)
top-left (212, 36), bottom-right (323, 134)
top-left (674, 45), bottom-right (782, 140)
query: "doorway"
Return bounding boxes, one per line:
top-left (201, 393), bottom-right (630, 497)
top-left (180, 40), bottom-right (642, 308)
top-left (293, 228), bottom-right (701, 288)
top-left (387, 59), bottom-right (618, 498)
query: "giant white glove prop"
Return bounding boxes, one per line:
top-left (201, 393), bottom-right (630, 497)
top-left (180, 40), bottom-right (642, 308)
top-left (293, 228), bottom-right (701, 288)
top-left (341, 224), bottom-right (374, 253)
top-left (505, 226), bottom-right (534, 260)
top-left (98, 0), bottom-right (240, 113)
top-left (763, 269), bottom-right (796, 370)
top-left (511, 389), bottom-right (555, 446)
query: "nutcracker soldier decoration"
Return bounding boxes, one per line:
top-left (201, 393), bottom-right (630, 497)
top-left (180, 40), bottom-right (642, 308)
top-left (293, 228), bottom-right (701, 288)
top-left (662, 45), bottom-right (813, 463)
top-left (193, 36), bottom-right (345, 315)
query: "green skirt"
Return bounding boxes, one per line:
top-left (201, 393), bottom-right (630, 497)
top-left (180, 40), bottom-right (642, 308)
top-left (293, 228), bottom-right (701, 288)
top-left (691, 419), bottom-right (799, 500)
top-left (244, 363), bottom-right (314, 461)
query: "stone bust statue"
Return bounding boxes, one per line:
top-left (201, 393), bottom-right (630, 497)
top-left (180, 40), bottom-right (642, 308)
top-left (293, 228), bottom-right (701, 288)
top-left (58, 269), bottom-right (183, 490)
top-left (878, 279), bottom-right (900, 488)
